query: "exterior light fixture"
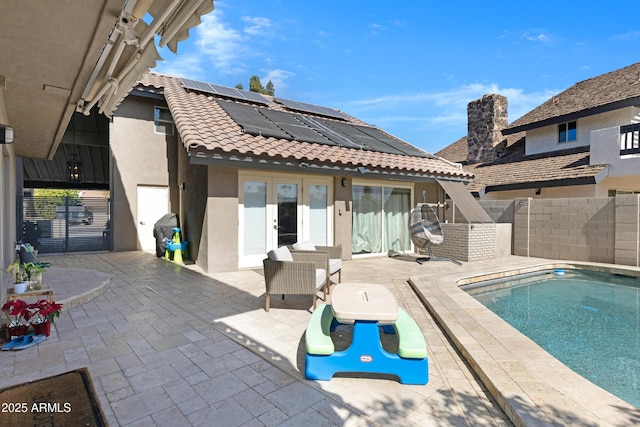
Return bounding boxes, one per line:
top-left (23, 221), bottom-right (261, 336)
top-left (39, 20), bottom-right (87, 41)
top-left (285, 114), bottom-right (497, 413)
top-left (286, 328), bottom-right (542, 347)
top-left (66, 154), bottom-right (82, 184)
top-left (0, 125), bottom-right (13, 144)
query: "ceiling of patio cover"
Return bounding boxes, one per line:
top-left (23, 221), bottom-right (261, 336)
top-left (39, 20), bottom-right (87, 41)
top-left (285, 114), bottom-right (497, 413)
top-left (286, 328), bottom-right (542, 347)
top-left (436, 179), bottom-right (493, 223)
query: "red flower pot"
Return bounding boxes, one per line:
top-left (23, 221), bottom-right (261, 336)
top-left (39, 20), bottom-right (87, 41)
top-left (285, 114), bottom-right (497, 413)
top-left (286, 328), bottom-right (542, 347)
top-left (8, 324), bottom-right (28, 338)
top-left (32, 320), bottom-right (51, 337)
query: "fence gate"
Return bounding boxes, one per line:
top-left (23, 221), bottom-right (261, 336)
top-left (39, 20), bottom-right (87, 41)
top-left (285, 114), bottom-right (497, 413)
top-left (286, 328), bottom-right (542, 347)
top-left (20, 195), bottom-right (111, 254)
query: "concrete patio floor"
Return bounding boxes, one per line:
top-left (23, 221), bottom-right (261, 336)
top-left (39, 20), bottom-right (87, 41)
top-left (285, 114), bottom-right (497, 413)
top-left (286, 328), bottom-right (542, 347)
top-left (1, 251), bottom-right (637, 426)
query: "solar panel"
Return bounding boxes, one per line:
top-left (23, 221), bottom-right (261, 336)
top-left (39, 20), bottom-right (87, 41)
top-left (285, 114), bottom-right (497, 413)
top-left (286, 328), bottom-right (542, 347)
top-left (258, 109), bottom-right (336, 146)
top-left (296, 116), bottom-right (363, 149)
top-left (275, 98), bottom-right (349, 120)
top-left (217, 100), bottom-right (291, 139)
top-left (320, 121), bottom-right (407, 155)
top-left (181, 78), bottom-right (269, 105)
top-left (354, 126), bottom-right (428, 157)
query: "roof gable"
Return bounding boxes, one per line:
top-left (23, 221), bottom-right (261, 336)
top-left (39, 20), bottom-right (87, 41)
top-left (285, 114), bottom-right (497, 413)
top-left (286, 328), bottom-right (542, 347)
top-left (505, 62), bottom-right (640, 134)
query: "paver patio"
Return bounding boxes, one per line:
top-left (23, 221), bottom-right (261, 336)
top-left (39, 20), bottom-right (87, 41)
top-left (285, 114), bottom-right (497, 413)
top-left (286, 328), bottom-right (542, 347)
top-left (3, 251), bottom-right (636, 426)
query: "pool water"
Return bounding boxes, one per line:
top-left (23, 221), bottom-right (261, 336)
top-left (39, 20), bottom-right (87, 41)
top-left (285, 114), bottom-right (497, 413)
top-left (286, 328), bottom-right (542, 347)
top-left (465, 269), bottom-right (640, 409)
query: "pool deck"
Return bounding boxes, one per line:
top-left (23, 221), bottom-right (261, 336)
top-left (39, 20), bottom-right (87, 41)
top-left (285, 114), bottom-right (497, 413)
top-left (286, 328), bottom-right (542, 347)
top-left (1, 252), bottom-right (639, 426)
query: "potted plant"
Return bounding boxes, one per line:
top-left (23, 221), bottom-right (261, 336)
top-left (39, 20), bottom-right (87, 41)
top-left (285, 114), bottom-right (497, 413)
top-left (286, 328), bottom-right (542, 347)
top-left (27, 299), bottom-right (62, 337)
top-left (5, 262), bottom-right (28, 294)
top-left (23, 262), bottom-right (45, 290)
top-left (2, 299), bottom-right (29, 338)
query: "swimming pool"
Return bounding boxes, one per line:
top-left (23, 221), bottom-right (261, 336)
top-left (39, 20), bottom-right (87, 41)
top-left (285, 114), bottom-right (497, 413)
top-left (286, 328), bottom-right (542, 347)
top-left (463, 269), bottom-right (640, 409)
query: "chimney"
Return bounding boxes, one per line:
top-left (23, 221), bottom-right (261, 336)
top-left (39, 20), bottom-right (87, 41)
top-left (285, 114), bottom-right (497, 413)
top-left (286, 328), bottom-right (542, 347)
top-left (467, 94), bottom-right (508, 164)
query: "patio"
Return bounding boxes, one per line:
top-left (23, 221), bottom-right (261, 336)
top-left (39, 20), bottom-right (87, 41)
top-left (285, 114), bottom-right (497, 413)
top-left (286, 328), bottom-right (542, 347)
top-left (0, 252), bottom-right (637, 426)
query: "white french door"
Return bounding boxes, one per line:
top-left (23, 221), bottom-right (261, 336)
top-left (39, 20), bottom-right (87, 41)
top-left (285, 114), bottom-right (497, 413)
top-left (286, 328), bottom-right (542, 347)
top-left (238, 173), bottom-right (332, 268)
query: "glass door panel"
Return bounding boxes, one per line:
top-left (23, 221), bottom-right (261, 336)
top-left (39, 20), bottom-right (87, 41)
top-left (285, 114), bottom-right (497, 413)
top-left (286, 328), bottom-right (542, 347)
top-left (308, 184), bottom-right (328, 245)
top-left (243, 181), bottom-right (268, 255)
top-left (383, 187), bottom-right (411, 253)
top-left (351, 185), bottom-right (382, 254)
top-left (276, 182), bottom-right (299, 246)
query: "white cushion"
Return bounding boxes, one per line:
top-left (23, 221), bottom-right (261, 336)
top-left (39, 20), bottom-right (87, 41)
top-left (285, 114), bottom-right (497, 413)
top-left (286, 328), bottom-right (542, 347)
top-left (267, 246), bottom-right (293, 261)
top-left (293, 240), bottom-right (316, 251)
top-left (315, 269), bottom-right (327, 289)
top-left (329, 258), bottom-right (342, 275)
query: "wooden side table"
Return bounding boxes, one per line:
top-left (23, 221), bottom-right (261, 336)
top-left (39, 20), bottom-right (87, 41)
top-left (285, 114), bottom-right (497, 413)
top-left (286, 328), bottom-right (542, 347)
top-left (7, 286), bottom-right (54, 303)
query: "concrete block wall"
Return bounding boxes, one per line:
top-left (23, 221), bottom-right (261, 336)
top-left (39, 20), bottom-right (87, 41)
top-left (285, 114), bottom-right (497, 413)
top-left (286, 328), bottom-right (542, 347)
top-left (479, 195), bottom-right (640, 266)
top-left (528, 197), bottom-right (615, 263)
top-left (614, 195), bottom-right (640, 266)
top-left (433, 223), bottom-right (497, 262)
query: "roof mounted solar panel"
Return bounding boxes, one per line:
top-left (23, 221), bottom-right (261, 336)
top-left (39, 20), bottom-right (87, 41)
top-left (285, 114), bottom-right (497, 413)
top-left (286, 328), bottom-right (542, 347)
top-left (182, 78), bottom-right (269, 105)
top-left (275, 97), bottom-right (349, 120)
top-left (354, 126), bottom-right (428, 157)
top-left (321, 120), bottom-right (407, 156)
top-left (217, 100), bottom-right (291, 139)
top-left (296, 116), bottom-right (364, 149)
top-left (258, 109), bottom-right (336, 146)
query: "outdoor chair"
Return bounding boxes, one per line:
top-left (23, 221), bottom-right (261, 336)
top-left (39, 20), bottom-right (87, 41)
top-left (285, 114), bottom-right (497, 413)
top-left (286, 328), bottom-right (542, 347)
top-left (292, 241), bottom-right (342, 293)
top-left (263, 246), bottom-right (328, 312)
top-left (409, 203), bottom-right (461, 265)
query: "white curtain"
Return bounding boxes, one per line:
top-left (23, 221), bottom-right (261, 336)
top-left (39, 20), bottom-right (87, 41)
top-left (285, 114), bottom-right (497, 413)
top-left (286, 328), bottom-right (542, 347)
top-left (243, 181), bottom-right (267, 255)
top-left (383, 188), bottom-right (411, 253)
top-left (351, 186), bottom-right (382, 254)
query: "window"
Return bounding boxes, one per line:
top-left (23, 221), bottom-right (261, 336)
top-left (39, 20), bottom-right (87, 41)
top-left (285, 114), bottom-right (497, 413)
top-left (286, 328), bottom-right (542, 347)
top-left (154, 106), bottom-right (174, 135)
top-left (558, 121), bottom-right (576, 143)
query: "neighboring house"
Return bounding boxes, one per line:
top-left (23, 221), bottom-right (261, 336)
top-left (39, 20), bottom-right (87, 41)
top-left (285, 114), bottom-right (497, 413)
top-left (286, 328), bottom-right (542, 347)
top-left (110, 73), bottom-right (477, 273)
top-left (437, 62), bottom-right (640, 199)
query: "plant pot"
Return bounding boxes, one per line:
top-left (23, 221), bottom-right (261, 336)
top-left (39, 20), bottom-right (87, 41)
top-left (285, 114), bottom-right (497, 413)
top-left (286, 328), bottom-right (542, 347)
top-left (13, 282), bottom-right (28, 294)
top-left (7, 324), bottom-right (28, 338)
top-left (29, 272), bottom-right (43, 290)
top-left (32, 320), bottom-right (51, 337)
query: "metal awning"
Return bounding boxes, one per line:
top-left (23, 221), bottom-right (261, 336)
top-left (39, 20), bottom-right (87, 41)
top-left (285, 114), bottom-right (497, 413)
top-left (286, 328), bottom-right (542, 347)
top-left (77, 0), bottom-right (215, 118)
top-left (437, 179), bottom-right (493, 223)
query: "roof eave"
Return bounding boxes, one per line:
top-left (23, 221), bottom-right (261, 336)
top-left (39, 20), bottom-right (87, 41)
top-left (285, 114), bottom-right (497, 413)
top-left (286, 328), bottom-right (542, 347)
top-left (483, 173), bottom-right (606, 193)
top-left (503, 97), bottom-right (640, 135)
top-left (188, 151), bottom-right (472, 183)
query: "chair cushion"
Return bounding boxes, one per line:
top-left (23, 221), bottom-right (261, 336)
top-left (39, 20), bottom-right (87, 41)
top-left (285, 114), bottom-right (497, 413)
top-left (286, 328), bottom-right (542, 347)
top-left (315, 269), bottom-right (327, 290)
top-left (329, 258), bottom-right (342, 275)
top-left (267, 246), bottom-right (293, 262)
top-left (293, 240), bottom-right (316, 251)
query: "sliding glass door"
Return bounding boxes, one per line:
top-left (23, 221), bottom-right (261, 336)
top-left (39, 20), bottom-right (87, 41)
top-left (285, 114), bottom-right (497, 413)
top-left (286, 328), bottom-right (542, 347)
top-left (352, 184), bottom-right (411, 256)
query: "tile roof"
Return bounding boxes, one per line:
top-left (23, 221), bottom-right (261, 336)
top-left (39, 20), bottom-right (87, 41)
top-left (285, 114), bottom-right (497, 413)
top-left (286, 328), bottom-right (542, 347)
top-left (436, 136), bottom-right (608, 193)
top-left (505, 62), bottom-right (640, 133)
top-left (140, 73), bottom-right (472, 181)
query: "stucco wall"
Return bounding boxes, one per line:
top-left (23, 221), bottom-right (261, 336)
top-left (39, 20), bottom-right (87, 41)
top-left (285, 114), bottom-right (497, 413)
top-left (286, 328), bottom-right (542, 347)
top-left (333, 176), bottom-right (352, 259)
top-left (1, 145), bottom-right (16, 281)
top-left (111, 96), bottom-right (178, 251)
top-left (525, 107), bottom-right (639, 156)
top-left (203, 166), bottom-right (238, 272)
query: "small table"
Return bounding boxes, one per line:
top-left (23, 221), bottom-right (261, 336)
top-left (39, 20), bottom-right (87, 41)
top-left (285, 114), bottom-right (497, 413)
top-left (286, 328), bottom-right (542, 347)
top-left (7, 285), bottom-right (54, 303)
top-left (330, 283), bottom-right (398, 325)
top-left (305, 283), bottom-right (428, 385)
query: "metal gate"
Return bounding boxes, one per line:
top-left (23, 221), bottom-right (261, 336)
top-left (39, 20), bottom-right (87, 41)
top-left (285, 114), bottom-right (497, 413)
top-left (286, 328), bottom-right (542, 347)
top-left (20, 195), bottom-right (111, 254)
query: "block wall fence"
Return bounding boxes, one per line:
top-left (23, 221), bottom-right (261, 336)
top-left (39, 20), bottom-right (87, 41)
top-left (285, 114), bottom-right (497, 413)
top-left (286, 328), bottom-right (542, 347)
top-left (477, 195), bottom-right (640, 266)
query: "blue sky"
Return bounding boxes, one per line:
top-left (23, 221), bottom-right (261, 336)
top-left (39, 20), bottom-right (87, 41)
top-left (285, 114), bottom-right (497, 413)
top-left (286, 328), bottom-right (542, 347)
top-left (155, 1), bottom-right (640, 154)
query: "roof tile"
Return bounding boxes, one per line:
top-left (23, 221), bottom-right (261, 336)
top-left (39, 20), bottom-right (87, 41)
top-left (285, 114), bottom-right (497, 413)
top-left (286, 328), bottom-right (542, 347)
top-left (140, 73), bottom-right (473, 180)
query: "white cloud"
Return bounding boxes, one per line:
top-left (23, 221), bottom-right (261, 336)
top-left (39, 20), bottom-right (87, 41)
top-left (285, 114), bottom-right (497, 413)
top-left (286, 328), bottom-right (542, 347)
top-left (242, 16), bottom-right (273, 36)
top-left (261, 69), bottom-right (295, 93)
top-left (345, 83), bottom-right (556, 131)
top-left (194, 13), bottom-right (248, 74)
top-left (612, 30), bottom-right (640, 41)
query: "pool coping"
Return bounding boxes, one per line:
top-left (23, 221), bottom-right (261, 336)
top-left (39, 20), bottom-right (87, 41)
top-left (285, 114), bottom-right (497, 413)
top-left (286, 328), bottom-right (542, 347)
top-left (409, 260), bottom-right (640, 427)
